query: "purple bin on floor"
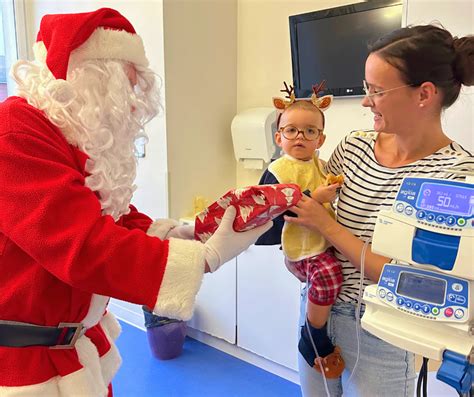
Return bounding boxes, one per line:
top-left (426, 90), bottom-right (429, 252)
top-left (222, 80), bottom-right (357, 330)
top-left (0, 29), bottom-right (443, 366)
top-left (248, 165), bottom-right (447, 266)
top-left (143, 306), bottom-right (187, 360)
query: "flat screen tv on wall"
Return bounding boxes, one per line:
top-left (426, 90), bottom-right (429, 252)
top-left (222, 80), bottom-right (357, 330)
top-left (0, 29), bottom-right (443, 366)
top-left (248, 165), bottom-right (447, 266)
top-left (289, 0), bottom-right (403, 98)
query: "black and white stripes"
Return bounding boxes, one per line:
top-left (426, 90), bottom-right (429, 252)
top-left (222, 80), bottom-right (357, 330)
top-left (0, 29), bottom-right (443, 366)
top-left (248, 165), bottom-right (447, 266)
top-left (325, 131), bottom-right (474, 303)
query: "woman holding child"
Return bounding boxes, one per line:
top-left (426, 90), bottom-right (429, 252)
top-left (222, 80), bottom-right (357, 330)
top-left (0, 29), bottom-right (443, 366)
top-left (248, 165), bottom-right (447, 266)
top-left (287, 24), bottom-right (474, 396)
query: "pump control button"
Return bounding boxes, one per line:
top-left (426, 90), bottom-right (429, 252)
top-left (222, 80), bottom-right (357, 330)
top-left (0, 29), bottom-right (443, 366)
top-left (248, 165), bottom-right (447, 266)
top-left (431, 307), bottom-right (440, 315)
top-left (457, 218), bottom-right (466, 226)
top-left (454, 309), bottom-right (465, 319)
top-left (444, 308), bottom-right (453, 317)
top-left (414, 303), bottom-right (421, 311)
top-left (396, 297), bottom-right (404, 306)
top-left (446, 216), bottom-right (456, 226)
top-left (436, 215), bottom-right (445, 224)
top-left (422, 305), bottom-right (430, 314)
top-left (416, 210), bottom-right (426, 219)
top-left (405, 206), bottom-right (414, 216)
top-left (405, 301), bottom-right (413, 309)
top-left (455, 296), bottom-right (466, 305)
top-left (386, 292), bottom-right (394, 302)
top-left (427, 213), bottom-right (435, 222)
top-left (396, 203), bottom-right (404, 213)
top-left (452, 283), bottom-right (463, 292)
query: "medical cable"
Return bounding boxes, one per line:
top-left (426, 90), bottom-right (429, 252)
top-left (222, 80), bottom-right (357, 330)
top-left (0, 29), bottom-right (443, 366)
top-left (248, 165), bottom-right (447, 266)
top-left (416, 357), bottom-right (429, 397)
top-left (343, 239), bottom-right (370, 390)
top-left (305, 271), bottom-right (331, 397)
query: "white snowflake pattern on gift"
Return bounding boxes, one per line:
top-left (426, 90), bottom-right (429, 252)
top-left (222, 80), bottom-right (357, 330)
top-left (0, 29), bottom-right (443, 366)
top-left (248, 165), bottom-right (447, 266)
top-left (216, 196), bottom-right (232, 209)
top-left (196, 208), bottom-right (209, 223)
top-left (239, 205), bottom-right (254, 223)
top-left (252, 194), bottom-right (266, 206)
top-left (281, 187), bottom-right (296, 205)
top-left (233, 187), bottom-right (250, 199)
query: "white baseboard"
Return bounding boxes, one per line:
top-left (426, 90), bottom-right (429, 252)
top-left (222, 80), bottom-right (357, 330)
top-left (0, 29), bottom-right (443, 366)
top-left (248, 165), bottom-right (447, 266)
top-left (109, 299), bottom-right (145, 331)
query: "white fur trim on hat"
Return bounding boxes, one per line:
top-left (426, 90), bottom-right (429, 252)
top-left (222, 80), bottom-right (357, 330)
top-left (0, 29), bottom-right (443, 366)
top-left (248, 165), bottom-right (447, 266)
top-left (33, 26), bottom-right (148, 72)
top-left (152, 238), bottom-right (206, 321)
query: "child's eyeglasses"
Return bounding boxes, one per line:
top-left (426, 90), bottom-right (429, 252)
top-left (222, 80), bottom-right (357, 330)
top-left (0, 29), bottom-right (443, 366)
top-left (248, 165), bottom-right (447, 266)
top-left (363, 80), bottom-right (413, 105)
top-left (279, 125), bottom-right (322, 141)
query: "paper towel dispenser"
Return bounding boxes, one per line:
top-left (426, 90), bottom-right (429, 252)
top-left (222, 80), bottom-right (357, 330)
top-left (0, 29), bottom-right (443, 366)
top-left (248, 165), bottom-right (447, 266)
top-left (231, 107), bottom-right (277, 169)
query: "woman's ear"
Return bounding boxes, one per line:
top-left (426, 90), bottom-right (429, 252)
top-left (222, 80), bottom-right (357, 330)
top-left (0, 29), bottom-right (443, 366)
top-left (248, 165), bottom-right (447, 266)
top-left (418, 81), bottom-right (438, 108)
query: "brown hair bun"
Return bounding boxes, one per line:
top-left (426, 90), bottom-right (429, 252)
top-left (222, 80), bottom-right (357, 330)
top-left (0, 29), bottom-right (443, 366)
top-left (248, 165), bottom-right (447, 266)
top-left (453, 36), bottom-right (474, 86)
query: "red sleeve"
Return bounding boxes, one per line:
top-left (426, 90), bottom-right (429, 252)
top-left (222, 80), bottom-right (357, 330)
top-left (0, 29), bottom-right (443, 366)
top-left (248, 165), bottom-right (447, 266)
top-left (0, 128), bottom-right (168, 308)
top-left (118, 205), bottom-right (153, 232)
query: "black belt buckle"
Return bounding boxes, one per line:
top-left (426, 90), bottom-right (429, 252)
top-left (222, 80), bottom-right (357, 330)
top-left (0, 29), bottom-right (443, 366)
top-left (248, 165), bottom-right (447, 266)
top-left (49, 322), bottom-right (84, 350)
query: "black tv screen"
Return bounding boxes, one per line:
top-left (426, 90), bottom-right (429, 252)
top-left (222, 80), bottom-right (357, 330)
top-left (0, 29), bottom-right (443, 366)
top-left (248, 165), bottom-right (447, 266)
top-left (289, 1), bottom-right (403, 98)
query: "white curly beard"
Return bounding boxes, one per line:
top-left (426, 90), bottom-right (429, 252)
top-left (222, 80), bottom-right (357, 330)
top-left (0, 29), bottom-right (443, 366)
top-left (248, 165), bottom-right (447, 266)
top-left (75, 116), bottom-right (140, 221)
top-left (12, 59), bottom-right (160, 220)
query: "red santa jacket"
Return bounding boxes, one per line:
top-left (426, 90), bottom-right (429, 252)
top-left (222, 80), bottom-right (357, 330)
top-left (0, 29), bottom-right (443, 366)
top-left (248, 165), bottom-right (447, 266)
top-left (0, 97), bottom-right (206, 396)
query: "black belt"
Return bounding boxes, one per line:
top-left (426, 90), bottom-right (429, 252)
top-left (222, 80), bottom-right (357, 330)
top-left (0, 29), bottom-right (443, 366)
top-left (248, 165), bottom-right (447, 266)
top-left (0, 321), bottom-right (85, 349)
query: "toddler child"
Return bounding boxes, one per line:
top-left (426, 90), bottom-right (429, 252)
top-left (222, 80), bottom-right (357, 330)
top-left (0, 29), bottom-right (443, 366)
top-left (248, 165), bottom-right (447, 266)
top-left (256, 82), bottom-right (345, 378)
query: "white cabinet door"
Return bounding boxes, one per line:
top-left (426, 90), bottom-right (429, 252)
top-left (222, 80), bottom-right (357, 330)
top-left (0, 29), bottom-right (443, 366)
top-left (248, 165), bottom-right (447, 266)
top-left (187, 258), bottom-right (237, 343)
top-left (237, 245), bottom-right (301, 370)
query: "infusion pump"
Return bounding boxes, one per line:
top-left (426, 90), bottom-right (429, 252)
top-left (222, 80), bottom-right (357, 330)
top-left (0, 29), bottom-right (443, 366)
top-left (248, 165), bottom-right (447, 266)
top-left (361, 176), bottom-right (473, 394)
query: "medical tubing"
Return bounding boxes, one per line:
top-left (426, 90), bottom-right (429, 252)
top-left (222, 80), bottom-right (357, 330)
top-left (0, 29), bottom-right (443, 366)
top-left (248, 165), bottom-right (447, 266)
top-left (423, 357), bottom-right (428, 397)
top-left (344, 239), bottom-right (370, 390)
top-left (416, 359), bottom-right (423, 397)
top-left (305, 271), bottom-right (331, 397)
top-left (416, 357), bottom-right (429, 397)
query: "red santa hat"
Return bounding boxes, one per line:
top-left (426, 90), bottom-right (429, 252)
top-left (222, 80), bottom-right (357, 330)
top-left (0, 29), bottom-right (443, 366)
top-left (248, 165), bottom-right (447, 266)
top-left (33, 8), bottom-right (149, 80)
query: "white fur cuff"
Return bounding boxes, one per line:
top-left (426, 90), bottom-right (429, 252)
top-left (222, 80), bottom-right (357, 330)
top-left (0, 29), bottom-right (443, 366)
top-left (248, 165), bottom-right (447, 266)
top-left (152, 238), bottom-right (206, 321)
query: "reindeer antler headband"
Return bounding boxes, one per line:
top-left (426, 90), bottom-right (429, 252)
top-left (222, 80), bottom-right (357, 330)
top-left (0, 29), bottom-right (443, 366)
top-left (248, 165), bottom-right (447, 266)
top-left (273, 80), bottom-right (333, 113)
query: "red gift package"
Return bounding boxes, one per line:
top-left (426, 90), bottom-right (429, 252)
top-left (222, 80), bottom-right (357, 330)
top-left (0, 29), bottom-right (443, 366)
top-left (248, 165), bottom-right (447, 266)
top-left (194, 184), bottom-right (302, 243)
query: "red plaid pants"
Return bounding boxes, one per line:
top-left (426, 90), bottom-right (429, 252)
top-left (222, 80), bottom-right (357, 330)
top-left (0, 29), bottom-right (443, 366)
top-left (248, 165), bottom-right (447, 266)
top-left (286, 248), bottom-right (343, 306)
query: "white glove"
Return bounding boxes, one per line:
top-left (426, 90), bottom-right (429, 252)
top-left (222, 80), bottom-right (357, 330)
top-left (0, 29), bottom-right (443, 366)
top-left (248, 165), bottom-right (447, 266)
top-left (204, 206), bottom-right (273, 272)
top-left (166, 224), bottom-right (195, 240)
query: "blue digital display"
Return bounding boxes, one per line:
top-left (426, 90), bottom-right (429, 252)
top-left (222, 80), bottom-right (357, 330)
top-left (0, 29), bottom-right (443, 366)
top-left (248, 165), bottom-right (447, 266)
top-left (397, 272), bottom-right (446, 305)
top-left (416, 182), bottom-right (473, 216)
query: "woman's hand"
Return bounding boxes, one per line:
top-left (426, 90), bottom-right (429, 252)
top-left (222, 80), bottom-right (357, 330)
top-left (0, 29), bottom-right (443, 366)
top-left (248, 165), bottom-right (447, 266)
top-left (284, 195), bottom-right (337, 237)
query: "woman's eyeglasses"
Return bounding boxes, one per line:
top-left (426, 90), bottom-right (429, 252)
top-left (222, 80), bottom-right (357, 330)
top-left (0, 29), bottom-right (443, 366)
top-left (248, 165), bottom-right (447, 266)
top-left (278, 125), bottom-right (322, 141)
top-left (363, 80), bottom-right (413, 105)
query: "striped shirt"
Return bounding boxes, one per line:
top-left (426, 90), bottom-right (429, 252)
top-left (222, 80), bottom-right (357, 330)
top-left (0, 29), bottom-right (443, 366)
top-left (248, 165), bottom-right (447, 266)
top-left (325, 130), bottom-right (474, 303)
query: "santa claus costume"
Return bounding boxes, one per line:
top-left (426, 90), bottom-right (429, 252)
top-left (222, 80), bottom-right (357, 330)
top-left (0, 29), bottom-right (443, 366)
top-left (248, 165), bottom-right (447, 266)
top-left (0, 8), bottom-right (210, 396)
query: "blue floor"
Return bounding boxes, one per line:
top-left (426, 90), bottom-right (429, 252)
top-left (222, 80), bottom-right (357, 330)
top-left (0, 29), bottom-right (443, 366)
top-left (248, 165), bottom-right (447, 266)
top-left (114, 320), bottom-right (301, 397)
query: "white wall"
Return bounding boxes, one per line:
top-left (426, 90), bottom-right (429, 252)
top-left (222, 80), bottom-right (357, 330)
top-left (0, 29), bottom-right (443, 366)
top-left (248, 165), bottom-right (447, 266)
top-left (236, 0), bottom-right (474, 187)
top-left (406, 0), bottom-right (474, 150)
top-left (22, 0), bottom-right (168, 219)
top-left (163, 0), bottom-right (238, 219)
top-left (236, 0), bottom-right (373, 186)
